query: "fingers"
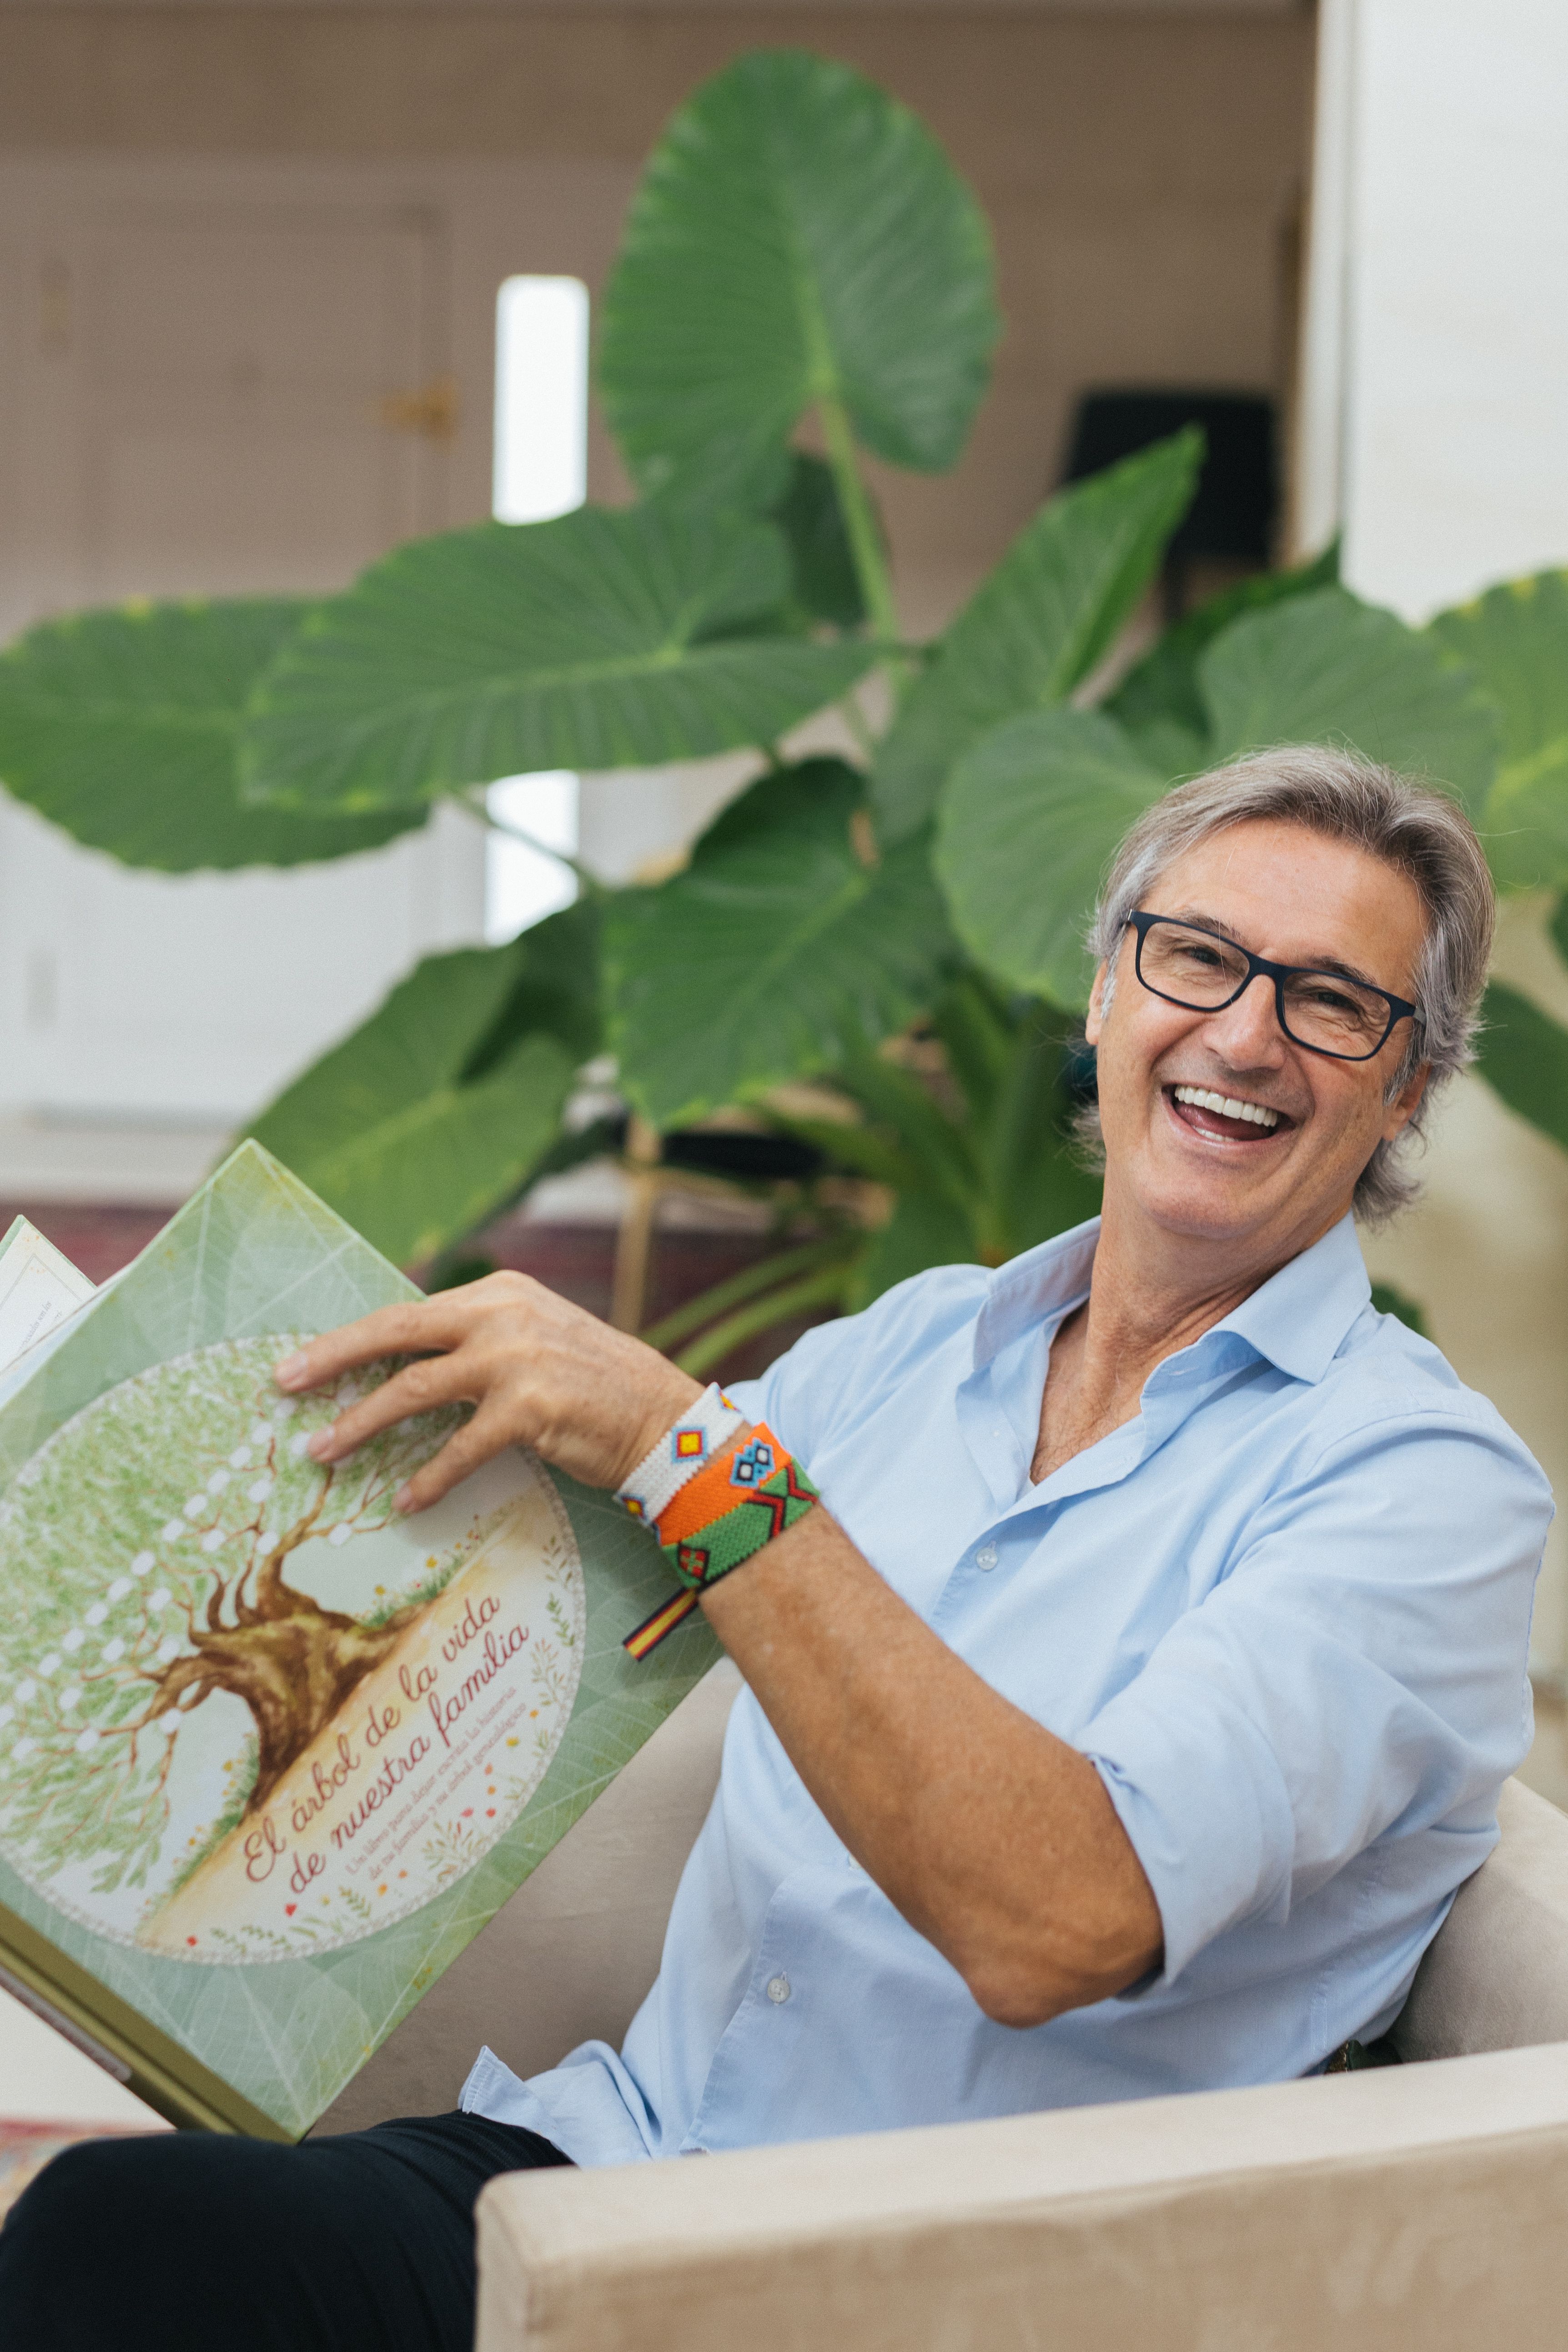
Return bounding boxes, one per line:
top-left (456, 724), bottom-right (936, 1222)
top-left (394, 1402), bottom-right (519, 1515)
top-left (274, 1272), bottom-right (539, 1395)
top-left (275, 1302), bottom-right (448, 1393)
top-left (306, 1352), bottom-right (478, 1466)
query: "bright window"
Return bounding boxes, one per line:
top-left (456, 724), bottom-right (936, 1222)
top-left (486, 276), bottom-right (589, 944)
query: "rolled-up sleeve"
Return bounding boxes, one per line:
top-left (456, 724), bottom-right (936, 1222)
top-left (1079, 1407), bottom-right (1552, 1985)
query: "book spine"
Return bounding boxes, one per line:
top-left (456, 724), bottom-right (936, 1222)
top-left (0, 1908), bottom-right (295, 2141)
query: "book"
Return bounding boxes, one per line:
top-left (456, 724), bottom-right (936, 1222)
top-left (0, 1143), bottom-right (718, 2141)
top-left (0, 1216), bottom-right (98, 1373)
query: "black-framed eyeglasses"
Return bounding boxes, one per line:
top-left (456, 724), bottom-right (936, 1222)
top-left (1127, 912), bottom-right (1421, 1064)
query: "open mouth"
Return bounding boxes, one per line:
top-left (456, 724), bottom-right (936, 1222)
top-left (1166, 1083), bottom-right (1295, 1145)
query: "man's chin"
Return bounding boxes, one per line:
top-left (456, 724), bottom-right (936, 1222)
top-left (1122, 1147), bottom-right (1307, 1248)
top-left (1141, 1190), bottom-right (1283, 1246)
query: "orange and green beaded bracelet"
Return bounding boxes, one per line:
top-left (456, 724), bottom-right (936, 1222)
top-left (618, 1417), bottom-right (819, 1659)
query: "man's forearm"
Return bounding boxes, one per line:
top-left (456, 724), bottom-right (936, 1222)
top-left (700, 1502), bottom-right (1163, 2027)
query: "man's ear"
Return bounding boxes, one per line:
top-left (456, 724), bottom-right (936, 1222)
top-left (1382, 1061), bottom-right (1430, 1144)
top-left (1084, 963), bottom-right (1110, 1047)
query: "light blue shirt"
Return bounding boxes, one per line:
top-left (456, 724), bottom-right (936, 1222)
top-left (462, 1213), bottom-right (1551, 2163)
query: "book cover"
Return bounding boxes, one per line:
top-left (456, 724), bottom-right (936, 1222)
top-left (0, 1143), bottom-right (717, 2140)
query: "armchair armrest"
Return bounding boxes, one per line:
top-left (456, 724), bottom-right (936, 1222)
top-left (1397, 1775), bottom-right (1568, 2059)
top-left (476, 2043), bottom-right (1568, 2352)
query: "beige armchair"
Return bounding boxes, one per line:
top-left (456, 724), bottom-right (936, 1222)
top-left (319, 1663), bottom-right (1568, 2351)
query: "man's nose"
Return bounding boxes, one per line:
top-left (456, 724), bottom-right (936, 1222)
top-left (1199, 973), bottom-right (1286, 1065)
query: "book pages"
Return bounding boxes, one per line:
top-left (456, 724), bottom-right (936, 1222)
top-left (0, 1142), bottom-right (718, 2138)
top-left (0, 1219), bottom-right (96, 1377)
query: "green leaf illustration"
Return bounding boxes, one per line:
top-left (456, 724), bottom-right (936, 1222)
top-left (935, 708), bottom-right (1165, 1008)
top-left (240, 504), bottom-right (877, 813)
top-left (607, 759), bottom-right (956, 1126)
top-left (1428, 570), bottom-right (1568, 892)
top-left (0, 599), bottom-right (422, 871)
top-left (599, 48), bottom-right (999, 504)
top-left (873, 432), bottom-right (1201, 842)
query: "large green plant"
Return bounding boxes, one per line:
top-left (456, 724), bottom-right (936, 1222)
top-left (1, 46), bottom-right (1566, 1339)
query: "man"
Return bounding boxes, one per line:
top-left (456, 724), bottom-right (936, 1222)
top-left (1, 748), bottom-right (1551, 2350)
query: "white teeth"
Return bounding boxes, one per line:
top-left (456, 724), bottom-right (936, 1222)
top-left (1172, 1085), bottom-right (1281, 1130)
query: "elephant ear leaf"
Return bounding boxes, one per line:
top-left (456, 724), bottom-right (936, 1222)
top-left (606, 759), bottom-right (956, 1127)
top-left (599, 47), bottom-right (999, 507)
top-left (0, 599), bottom-right (423, 871)
top-left (1473, 980), bottom-right (1568, 1156)
top-left (245, 910), bottom-right (591, 1266)
top-left (238, 503), bottom-right (876, 814)
top-left (934, 707), bottom-right (1166, 1010)
top-left (769, 454), bottom-right (874, 632)
top-left (1198, 587), bottom-right (1500, 815)
top-left (1428, 571), bottom-right (1568, 892)
top-left (873, 432), bottom-right (1201, 844)
top-left (1106, 538), bottom-right (1341, 773)
top-left (847, 1193), bottom-right (979, 1311)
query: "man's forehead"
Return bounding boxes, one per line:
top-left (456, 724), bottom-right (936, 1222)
top-left (1140, 823), bottom-right (1427, 980)
top-left (1151, 904), bottom-right (1384, 992)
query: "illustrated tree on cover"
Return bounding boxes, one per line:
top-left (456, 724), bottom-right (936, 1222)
top-left (0, 1339), bottom-right (462, 1893)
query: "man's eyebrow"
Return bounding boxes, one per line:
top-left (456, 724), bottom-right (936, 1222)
top-left (1161, 908), bottom-right (1387, 993)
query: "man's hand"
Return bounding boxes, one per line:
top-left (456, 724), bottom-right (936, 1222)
top-left (273, 1272), bottom-right (702, 1512)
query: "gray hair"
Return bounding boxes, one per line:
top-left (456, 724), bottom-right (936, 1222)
top-left (1081, 745), bottom-right (1495, 1224)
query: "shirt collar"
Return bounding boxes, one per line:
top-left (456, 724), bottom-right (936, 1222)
top-left (1205, 1210), bottom-right (1371, 1383)
top-left (971, 1216), bottom-right (1099, 1376)
top-left (971, 1208), bottom-right (1370, 1389)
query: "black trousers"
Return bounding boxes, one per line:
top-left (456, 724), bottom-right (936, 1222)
top-left (0, 2110), bottom-right (571, 2352)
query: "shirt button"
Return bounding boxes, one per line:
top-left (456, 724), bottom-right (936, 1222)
top-left (765, 1973), bottom-right (791, 2005)
top-left (976, 1543), bottom-right (998, 1571)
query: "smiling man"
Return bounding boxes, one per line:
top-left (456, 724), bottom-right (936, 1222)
top-left (2, 748), bottom-right (1553, 2352)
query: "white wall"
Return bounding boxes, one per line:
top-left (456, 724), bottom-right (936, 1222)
top-left (1299, 0), bottom-right (1568, 1676)
top-left (1344, 1), bottom-right (1568, 619)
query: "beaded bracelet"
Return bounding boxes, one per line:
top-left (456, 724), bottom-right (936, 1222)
top-left (617, 1405), bottom-right (820, 1660)
top-left (613, 1382), bottom-right (746, 1525)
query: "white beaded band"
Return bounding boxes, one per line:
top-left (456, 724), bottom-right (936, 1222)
top-left (614, 1382), bottom-right (745, 1526)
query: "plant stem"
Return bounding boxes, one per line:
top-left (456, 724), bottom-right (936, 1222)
top-left (611, 1117), bottom-right (662, 1334)
top-left (641, 1233), bottom-right (860, 1354)
top-left (816, 393), bottom-right (900, 645)
top-left (674, 1261), bottom-right (859, 1380)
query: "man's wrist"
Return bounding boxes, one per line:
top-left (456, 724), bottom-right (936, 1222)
top-left (611, 1368), bottom-right (706, 1493)
top-left (613, 1395), bottom-right (821, 1660)
top-left (656, 1424), bottom-right (820, 1594)
top-left (613, 1381), bottom-right (744, 1523)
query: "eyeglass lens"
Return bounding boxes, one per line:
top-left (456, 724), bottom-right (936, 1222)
top-left (1139, 920), bottom-right (1391, 1056)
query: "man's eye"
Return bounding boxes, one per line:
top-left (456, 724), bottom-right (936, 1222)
top-left (1302, 984), bottom-right (1359, 1013)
